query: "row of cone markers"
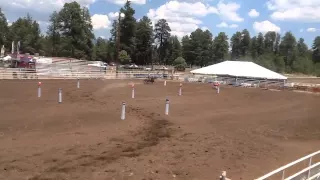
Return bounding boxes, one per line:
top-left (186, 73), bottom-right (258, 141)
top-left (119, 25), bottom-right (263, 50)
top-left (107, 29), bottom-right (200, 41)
top-left (36, 79), bottom-right (219, 120)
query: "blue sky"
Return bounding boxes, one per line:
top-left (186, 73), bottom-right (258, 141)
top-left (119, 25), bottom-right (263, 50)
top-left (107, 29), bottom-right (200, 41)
top-left (1, 0), bottom-right (319, 48)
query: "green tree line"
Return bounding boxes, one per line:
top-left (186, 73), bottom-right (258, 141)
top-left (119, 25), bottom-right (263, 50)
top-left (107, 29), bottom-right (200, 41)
top-left (0, 1), bottom-right (319, 75)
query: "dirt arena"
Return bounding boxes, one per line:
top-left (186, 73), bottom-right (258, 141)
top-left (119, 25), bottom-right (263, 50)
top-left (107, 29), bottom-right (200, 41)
top-left (0, 79), bottom-right (319, 180)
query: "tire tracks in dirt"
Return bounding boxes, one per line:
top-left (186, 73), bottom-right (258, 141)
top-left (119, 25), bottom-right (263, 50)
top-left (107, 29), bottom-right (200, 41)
top-left (28, 106), bottom-right (174, 180)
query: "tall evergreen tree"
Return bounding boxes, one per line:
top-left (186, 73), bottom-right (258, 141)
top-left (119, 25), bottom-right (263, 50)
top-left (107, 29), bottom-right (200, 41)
top-left (135, 16), bottom-right (153, 65)
top-left (312, 36), bottom-right (320, 64)
top-left (279, 32), bottom-right (297, 67)
top-left (256, 33), bottom-right (264, 56)
top-left (8, 14), bottom-right (41, 54)
top-left (250, 36), bottom-right (258, 59)
top-left (264, 31), bottom-right (276, 53)
top-left (240, 29), bottom-right (250, 57)
top-left (119, 1), bottom-right (137, 57)
top-left (167, 35), bottom-right (182, 65)
top-left (181, 35), bottom-right (193, 66)
top-left (47, 11), bottom-right (60, 56)
top-left (154, 19), bottom-right (171, 64)
top-left (230, 31), bottom-right (242, 60)
top-left (212, 32), bottom-right (229, 63)
top-left (297, 38), bottom-right (308, 57)
top-left (55, 2), bottom-right (94, 59)
top-left (0, 8), bottom-right (8, 50)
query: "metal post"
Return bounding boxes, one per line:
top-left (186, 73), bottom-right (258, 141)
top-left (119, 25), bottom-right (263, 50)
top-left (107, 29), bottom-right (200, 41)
top-left (282, 170), bottom-right (285, 180)
top-left (58, 88), bottom-right (62, 103)
top-left (38, 82), bottom-right (41, 98)
top-left (121, 102), bottom-right (126, 120)
top-left (77, 78), bottom-right (80, 88)
top-left (131, 84), bottom-right (135, 99)
top-left (217, 86), bottom-right (220, 94)
top-left (307, 157), bottom-right (312, 178)
top-left (164, 80), bottom-right (166, 86)
top-left (179, 83), bottom-right (182, 96)
top-left (165, 98), bottom-right (169, 115)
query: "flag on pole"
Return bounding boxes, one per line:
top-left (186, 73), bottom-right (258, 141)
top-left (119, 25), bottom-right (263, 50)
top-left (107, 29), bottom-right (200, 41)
top-left (11, 41), bottom-right (14, 54)
top-left (0, 45), bottom-right (4, 57)
top-left (17, 41), bottom-right (20, 55)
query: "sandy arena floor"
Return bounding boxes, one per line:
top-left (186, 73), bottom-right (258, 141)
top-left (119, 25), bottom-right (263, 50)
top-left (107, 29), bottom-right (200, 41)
top-left (0, 79), bottom-right (319, 180)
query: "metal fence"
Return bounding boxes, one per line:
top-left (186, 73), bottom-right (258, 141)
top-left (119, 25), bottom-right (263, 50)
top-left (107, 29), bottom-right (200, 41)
top-left (0, 68), bottom-right (180, 80)
top-left (255, 150), bottom-right (320, 180)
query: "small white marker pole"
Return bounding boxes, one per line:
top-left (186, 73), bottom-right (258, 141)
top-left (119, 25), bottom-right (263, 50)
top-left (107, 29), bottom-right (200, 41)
top-left (58, 88), bottom-right (62, 103)
top-left (165, 98), bottom-right (169, 115)
top-left (131, 84), bottom-right (135, 99)
top-left (121, 102), bottom-right (126, 120)
top-left (179, 83), bottom-right (182, 96)
top-left (217, 86), bottom-right (220, 94)
top-left (164, 80), bottom-right (167, 86)
top-left (77, 78), bottom-right (80, 88)
top-left (37, 82), bottom-right (41, 98)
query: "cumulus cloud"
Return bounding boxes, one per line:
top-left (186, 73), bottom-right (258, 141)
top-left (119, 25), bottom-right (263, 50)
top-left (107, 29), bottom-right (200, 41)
top-left (248, 9), bottom-right (259, 18)
top-left (253, 20), bottom-right (281, 33)
top-left (217, 1), bottom-right (243, 22)
top-left (216, 22), bottom-right (238, 28)
top-left (266, 0), bottom-right (320, 22)
top-left (105, 0), bottom-right (146, 5)
top-left (0, 0), bottom-right (95, 21)
top-left (147, 0), bottom-right (218, 37)
top-left (306, 28), bottom-right (317, 32)
top-left (147, 0), bottom-right (243, 38)
top-left (91, 14), bottom-right (111, 29)
top-left (108, 12), bottom-right (119, 20)
top-left (201, 26), bottom-right (209, 31)
top-left (229, 24), bottom-right (238, 28)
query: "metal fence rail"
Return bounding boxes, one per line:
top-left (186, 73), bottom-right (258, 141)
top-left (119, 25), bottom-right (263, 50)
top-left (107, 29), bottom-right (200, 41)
top-left (255, 150), bottom-right (320, 180)
top-left (0, 68), bottom-right (176, 80)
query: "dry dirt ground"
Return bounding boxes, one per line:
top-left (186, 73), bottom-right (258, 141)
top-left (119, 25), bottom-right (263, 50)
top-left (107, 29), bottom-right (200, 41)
top-left (0, 79), bottom-right (319, 180)
top-left (287, 78), bottom-right (320, 84)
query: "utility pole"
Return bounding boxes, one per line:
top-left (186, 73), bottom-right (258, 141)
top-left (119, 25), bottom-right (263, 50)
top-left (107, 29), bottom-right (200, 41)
top-left (116, 15), bottom-right (121, 77)
top-left (115, 12), bottom-right (125, 77)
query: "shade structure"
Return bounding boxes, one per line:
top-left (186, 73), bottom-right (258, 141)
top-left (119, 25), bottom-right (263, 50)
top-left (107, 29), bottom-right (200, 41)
top-left (190, 61), bottom-right (287, 80)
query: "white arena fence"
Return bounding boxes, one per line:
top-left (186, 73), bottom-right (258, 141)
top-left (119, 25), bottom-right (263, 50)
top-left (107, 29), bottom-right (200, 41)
top-left (0, 68), bottom-right (179, 80)
top-left (255, 150), bottom-right (320, 180)
top-left (183, 74), bottom-right (286, 89)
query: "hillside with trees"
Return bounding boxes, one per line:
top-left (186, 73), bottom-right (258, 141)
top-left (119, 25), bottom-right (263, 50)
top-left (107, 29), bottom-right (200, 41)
top-left (0, 1), bottom-right (319, 75)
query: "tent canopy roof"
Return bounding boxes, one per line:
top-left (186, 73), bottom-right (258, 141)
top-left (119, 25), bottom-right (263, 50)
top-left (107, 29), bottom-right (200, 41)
top-left (190, 61), bottom-right (287, 80)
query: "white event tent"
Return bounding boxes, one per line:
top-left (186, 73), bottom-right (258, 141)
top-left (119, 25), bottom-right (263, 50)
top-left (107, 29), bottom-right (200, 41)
top-left (190, 61), bottom-right (287, 80)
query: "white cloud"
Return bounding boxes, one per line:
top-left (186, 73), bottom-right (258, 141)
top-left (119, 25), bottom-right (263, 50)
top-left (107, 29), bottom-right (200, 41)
top-left (91, 14), bottom-right (111, 29)
top-left (216, 22), bottom-right (238, 28)
top-left (217, 1), bottom-right (244, 22)
top-left (147, 0), bottom-right (243, 37)
top-left (216, 22), bottom-right (228, 28)
top-left (0, 0), bottom-right (95, 13)
top-left (0, 0), bottom-right (96, 22)
top-left (108, 12), bottom-right (119, 20)
top-left (201, 26), bottom-right (209, 31)
top-left (106, 0), bottom-right (146, 5)
top-left (306, 28), bottom-right (317, 32)
top-left (147, 0), bottom-right (218, 38)
top-left (267, 0), bottom-right (320, 22)
top-left (253, 20), bottom-right (281, 33)
top-left (248, 9), bottom-right (259, 18)
top-left (229, 24), bottom-right (238, 28)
